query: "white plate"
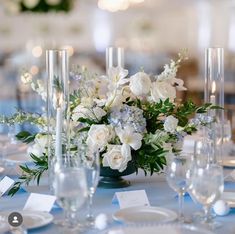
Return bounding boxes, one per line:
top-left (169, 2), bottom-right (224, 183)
top-left (0, 222), bottom-right (10, 233)
top-left (222, 192), bottom-right (235, 208)
top-left (0, 211), bottom-right (53, 229)
top-left (103, 224), bottom-right (214, 234)
top-left (113, 206), bottom-right (177, 224)
top-left (221, 158), bottom-right (235, 168)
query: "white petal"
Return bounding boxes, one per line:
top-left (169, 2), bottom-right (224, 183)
top-left (129, 133), bottom-right (142, 150)
top-left (121, 144), bottom-right (132, 162)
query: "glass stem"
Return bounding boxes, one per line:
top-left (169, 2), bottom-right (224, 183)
top-left (65, 209), bottom-right (77, 228)
top-left (87, 193), bottom-right (94, 219)
top-left (203, 205), bottom-right (211, 223)
top-left (178, 192), bottom-right (184, 222)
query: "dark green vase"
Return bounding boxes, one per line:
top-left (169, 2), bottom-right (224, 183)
top-left (99, 160), bottom-right (136, 188)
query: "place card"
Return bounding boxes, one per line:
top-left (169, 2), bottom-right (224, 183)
top-left (23, 193), bottom-right (56, 212)
top-left (112, 190), bottom-right (150, 209)
top-left (0, 176), bottom-right (15, 196)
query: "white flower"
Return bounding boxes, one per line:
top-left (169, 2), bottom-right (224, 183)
top-left (105, 91), bottom-right (125, 109)
top-left (115, 126), bottom-right (142, 150)
top-left (86, 125), bottom-right (114, 149)
top-left (72, 106), bottom-right (106, 122)
top-left (23, 0), bottom-right (39, 8)
top-left (102, 144), bottom-right (131, 172)
top-left (107, 67), bottom-right (129, 88)
top-left (164, 116), bottom-right (178, 133)
top-left (151, 80), bottom-right (176, 102)
top-left (80, 97), bottom-right (94, 107)
top-left (129, 72), bottom-right (151, 96)
top-left (27, 134), bottom-right (47, 157)
top-left (157, 62), bottom-right (177, 81)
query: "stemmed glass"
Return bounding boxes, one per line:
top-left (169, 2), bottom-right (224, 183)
top-left (53, 154), bottom-right (88, 230)
top-left (166, 153), bottom-right (193, 222)
top-left (189, 163), bottom-right (224, 228)
top-left (83, 149), bottom-right (100, 227)
top-left (187, 137), bottom-right (224, 228)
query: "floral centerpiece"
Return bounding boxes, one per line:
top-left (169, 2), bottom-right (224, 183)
top-left (0, 52), bottom-right (216, 195)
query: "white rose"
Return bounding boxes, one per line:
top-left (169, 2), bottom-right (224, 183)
top-left (86, 125), bottom-right (114, 149)
top-left (129, 72), bottom-right (151, 96)
top-left (102, 144), bottom-right (131, 172)
top-left (151, 81), bottom-right (176, 102)
top-left (164, 116), bottom-right (178, 133)
top-left (23, 0), bottom-right (39, 8)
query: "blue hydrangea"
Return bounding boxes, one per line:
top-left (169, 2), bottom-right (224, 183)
top-left (108, 104), bottom-right (146, 133)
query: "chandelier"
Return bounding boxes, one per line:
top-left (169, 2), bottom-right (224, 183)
top-left (98, 0), bottom-right (145, 12)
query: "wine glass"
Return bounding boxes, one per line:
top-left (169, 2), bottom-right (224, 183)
top-left (166, 153), bottom-right (193, 222)
top-left (189, 163), bottom-right (224, 229)
top-left (83, 149), bottom-right (100, 227)
top-left (188, 138), bottom-right (218, 219)
top-left (53, 155), bottom-right (88, 230)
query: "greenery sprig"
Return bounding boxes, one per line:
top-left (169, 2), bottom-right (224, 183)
top-left (8, 153), bottom-right (48, 196)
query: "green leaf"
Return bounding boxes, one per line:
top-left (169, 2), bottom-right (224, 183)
top-left (15, 131), bottom-right (36, 143)
top-left (77, 117), bottom-right (96, 125)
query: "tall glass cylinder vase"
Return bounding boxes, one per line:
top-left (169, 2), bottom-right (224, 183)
top-left (106, 47), bottom-right (124, 73)
top-left (204, 47), bottom-right (224, 163)
top-left (46, 49), bottom-right (70, 184)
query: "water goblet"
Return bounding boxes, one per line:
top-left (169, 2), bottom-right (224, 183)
top-left (188, 137), bottom-right (217, 220)
top-left (166, 153), bottom-right (193, 222)
top-left (53, 155), bottom-right (88, 230)
top-left (189, 164), bottom-right (224, 229)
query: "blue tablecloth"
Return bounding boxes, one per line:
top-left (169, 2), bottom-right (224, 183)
top-left (1, 171), bottom-right (235, 234)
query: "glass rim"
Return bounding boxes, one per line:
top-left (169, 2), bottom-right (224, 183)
top-left (46, 49), bottom-right (68, 53)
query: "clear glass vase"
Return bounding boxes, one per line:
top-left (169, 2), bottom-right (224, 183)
top-left (46, 49), bottom-right (70, 190)
top-left (106, 47), bottom-right (124, 73)
top-left (204, 47), bottom-right (224, 163)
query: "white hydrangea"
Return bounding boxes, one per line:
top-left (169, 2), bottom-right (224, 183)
top-left (164, 115), bottom-right (178, 133)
